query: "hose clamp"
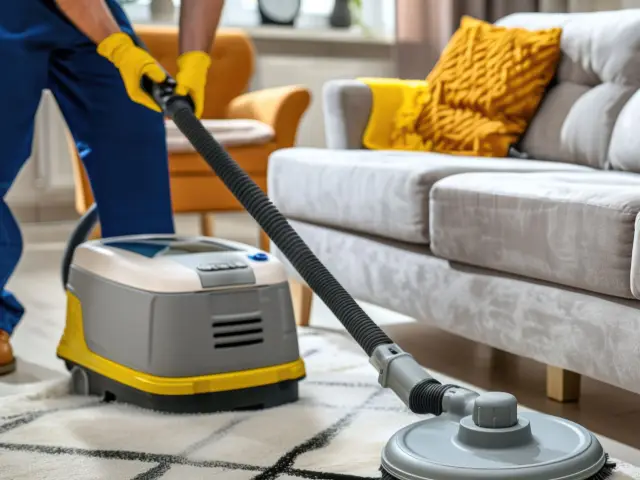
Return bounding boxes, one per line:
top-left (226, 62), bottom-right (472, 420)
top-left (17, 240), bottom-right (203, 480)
top-left (369, 343), bottom-right (411, 388)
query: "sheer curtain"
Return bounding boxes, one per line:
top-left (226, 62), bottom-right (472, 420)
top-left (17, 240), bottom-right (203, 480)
top-left (394, 0), bottom-right (549, 79)
top-left (393, 0), bottom-right (637, 79)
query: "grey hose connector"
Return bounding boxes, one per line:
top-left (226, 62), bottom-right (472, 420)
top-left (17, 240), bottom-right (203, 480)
top-left (370, 344), bottom-right (460, 415)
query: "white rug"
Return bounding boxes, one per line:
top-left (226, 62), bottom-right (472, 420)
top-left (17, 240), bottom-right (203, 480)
top-left (0, 328), bottom-right (638, 480)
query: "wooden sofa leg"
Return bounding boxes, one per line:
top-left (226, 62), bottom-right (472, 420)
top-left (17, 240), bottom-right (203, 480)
top-left (546, 365), bottom-right (581, 402)
top-left (290, 280), bottom-right (313, 327)
top-left (200, 213), bottom-right (214, 237)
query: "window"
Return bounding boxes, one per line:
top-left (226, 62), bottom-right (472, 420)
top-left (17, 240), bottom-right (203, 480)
top-left (128, 0), bottom-right (395, 37)
top-left (238, 0), bottom-right (342, 16)
top-left (223, 0), bottom-right (395, 37)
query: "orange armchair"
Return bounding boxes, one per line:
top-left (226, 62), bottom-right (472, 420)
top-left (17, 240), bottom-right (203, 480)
top-left (70, 26), bottom-right (311, 250)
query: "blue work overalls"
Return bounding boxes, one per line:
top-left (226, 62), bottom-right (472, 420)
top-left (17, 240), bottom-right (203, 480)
top-left (0, 0), bottom-right (175, 335)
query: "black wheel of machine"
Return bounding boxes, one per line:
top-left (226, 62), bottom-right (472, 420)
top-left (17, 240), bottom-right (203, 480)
top-left (70, 366), bottom-right (91, 396)
top-left (380, 467), bottom-right (398, 480)
top-left (61, 203), bottom-right (99, 289)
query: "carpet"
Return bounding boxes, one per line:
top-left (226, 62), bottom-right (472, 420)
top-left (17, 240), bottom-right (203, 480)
top-left (0, 328), bottom-right (638, 480)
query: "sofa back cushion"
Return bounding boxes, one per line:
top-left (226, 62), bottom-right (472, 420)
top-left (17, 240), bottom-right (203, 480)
top-left (496, 10), bottom-right (640, 171)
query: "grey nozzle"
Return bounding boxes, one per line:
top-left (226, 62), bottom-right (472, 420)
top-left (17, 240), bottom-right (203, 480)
top-left (370, 344), bottom-right (466, 415)
top-left (473, 392), bottom-right (518, 429)
top-left (369, 344), bottom-right (434, 407)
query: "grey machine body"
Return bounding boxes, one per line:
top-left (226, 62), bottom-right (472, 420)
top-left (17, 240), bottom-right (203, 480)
top-left (67, 236), bottom-right (300, 378)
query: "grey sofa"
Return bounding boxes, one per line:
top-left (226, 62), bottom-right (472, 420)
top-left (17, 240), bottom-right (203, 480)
top-left (266, 10), bottom-right (640, 402)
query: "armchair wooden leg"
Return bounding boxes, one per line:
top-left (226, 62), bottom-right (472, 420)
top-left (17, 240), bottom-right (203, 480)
top-left (200, 213), bottom-right (214, 237)
top-left (259, 230), bottom-right (270, 252)
top-left (546, 365), bottom-right (581, 403)
top-left (290, 280), bottom-right (313, 327)
top-left (89, 223), bottom-right (102, 240)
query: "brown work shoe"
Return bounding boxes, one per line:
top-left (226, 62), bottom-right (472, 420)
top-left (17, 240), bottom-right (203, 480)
top-left (0, 330), bottom-right (15, 375)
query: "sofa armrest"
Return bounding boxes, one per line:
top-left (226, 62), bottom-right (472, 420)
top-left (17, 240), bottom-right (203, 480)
top-left (322, 79), bottom-right (373, 150)
top-left (226, 85), bottom-right (311, 148)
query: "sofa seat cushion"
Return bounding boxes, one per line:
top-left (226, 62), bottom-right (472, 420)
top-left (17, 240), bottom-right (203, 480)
top-left (430, 171), bottom-right (640, 299)
top-left (165, 119), bottom-right (274, 153)
top-left (268, 148), bottom-right (592, 244)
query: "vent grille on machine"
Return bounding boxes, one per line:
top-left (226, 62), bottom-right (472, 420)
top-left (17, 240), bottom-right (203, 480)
top-left (211, 315), bottom-right (264, 349)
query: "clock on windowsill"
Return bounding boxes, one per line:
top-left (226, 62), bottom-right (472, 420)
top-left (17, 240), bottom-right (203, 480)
top-left (258, 0), bottom-right (302, 27)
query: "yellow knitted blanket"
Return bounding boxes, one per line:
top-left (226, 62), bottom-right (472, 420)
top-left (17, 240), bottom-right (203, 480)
top-left (361, 16), bottom-right (562, 157)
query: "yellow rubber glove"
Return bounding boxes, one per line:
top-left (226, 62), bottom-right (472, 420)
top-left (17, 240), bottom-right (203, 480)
top-left (97, 32), bottom-right (167, 113)
top-left (175, 51), bottom-right (212, 119)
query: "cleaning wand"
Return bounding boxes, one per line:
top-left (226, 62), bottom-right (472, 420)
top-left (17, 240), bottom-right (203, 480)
top-left (141, 75), bottom-right (456, 417)
top-left (141, 76), bottom-right (617, 480)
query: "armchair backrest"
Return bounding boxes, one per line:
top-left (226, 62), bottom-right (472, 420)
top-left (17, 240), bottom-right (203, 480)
top-left (135, 25), bottom-right (255, 119)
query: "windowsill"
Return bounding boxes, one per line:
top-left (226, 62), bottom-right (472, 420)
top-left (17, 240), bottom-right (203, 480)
top-left (226, 25), bottom-right (394, 45)
top-left (123, 4), bottom-right (395, 46)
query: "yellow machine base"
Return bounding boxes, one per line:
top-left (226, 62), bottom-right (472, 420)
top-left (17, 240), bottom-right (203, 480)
top-left (61, 358), bottom-right (304, 413)
top-left (58, 291), bottom-right (306, 413)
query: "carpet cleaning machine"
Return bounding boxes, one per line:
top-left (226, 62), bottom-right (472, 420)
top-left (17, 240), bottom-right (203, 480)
top-left (58, 75), bottom-right (617, 480)
top-left (59, 230), bottom-right (305, 413)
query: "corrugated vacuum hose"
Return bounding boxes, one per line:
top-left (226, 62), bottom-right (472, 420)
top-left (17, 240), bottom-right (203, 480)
top-left (142, 77), bottom-right (456, 417)
top-left (150, 77), bottom-right (393, 357)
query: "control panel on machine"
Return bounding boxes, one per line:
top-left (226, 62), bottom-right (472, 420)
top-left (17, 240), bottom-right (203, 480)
top-left (103, 236), bottom-right (239, 258)
top-left (71, 235), bottom-right (286, 293)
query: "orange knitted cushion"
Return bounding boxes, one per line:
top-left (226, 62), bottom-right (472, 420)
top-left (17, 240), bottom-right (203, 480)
top-left (390, 16), bottom-right (562, 157)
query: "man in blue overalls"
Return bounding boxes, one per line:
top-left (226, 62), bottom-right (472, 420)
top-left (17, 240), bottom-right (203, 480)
top-left (0, 0), bottom-right (225, 374)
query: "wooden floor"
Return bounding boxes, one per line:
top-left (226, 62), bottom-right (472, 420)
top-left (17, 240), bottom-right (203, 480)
top-left (380, 320), bottom-right (640, 451)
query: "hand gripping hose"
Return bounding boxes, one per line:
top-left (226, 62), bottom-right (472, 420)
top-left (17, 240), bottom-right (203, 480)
top-left (62, 75), bottom-right (456, 416)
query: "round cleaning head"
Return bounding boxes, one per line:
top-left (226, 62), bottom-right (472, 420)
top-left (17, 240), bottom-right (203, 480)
top-left (381, 392), bottom-right (614, 480)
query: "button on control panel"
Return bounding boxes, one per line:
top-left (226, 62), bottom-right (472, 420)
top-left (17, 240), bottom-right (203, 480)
top-left (197, 261), bottom-right (249, 272)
